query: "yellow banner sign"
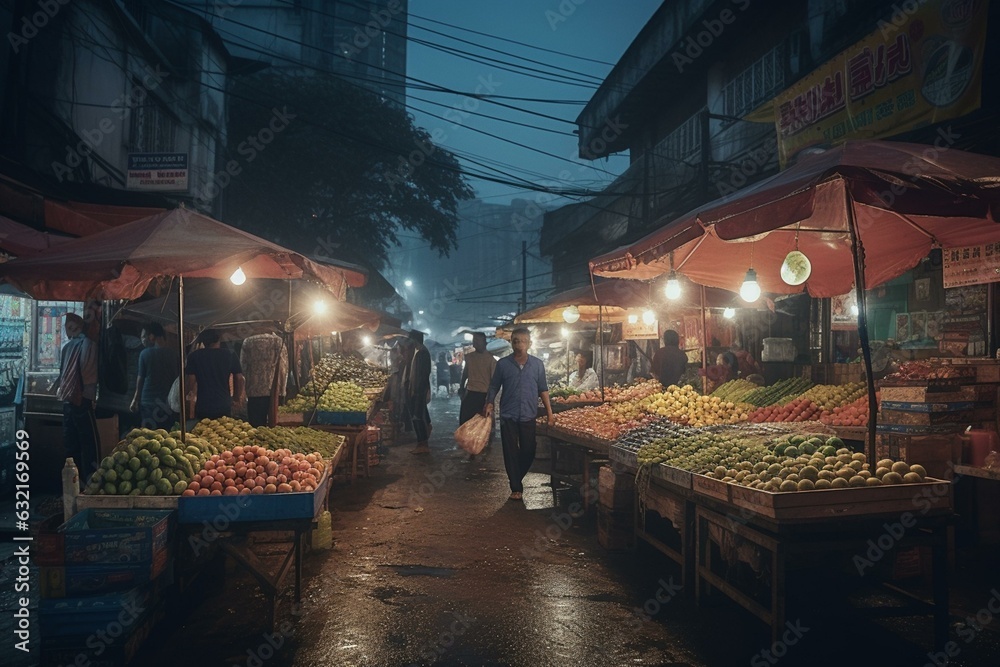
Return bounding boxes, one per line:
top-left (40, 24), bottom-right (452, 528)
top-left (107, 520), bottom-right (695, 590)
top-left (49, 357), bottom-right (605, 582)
top-left (942, 242), bottom-right (1000, 288)
top-left (773, 0), bottom-right (987, 166)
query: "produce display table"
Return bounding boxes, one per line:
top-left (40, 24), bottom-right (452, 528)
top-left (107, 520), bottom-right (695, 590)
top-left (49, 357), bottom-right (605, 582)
top-left (176, 467), bottom-right (333, 630)
top-left (693, 498), bottom-right (952, 649)
top-left (953, 464), bottom-right (1000, 481)
top-left (537, 423), bottom-right (612, 502)
top-left (613, 444), bottom-right (955, 650)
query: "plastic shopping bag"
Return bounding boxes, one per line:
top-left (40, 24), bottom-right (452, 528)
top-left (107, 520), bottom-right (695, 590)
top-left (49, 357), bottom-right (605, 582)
top-left (454, 414), bottom-right (491, 455)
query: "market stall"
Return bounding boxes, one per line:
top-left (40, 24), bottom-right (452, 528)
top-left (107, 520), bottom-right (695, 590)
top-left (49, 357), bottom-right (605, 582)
top-left (1, 208), bottom-right (369, 661)
top-left (591, 139), bottom-right (1000, 462)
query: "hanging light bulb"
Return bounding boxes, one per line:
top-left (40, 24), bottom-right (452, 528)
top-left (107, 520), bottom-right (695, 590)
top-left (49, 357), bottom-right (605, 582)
top-left (664, 271), bottom-right (682, 300)
top-left (627, 313), bottom-right (639, 325)
top-left (642, 309), bottom-right (656, 326)
top-left (739, 268), bottom-right (761, 302)
top-left (723, 307), bottom-right (736, 319)
top-left (561, 327), bottom-right (570, 338)
top-left (229, 266), bottom-right (247, 285)
top-left (562, 305), bottom-right (581, 323)
top-left (313, 300), bottom-right (328, 315)
top-left (362, 335), bottom-right (372, 346)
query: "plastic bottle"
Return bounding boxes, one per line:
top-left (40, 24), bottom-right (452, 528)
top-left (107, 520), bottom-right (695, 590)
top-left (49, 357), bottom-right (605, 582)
top-left (62, 457), bottom-right (79, 520)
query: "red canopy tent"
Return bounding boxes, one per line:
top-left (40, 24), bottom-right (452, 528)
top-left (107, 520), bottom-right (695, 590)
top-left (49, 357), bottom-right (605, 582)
top-left (0, 207), bottom-right (367, 439)
top-left (590, 140), bottom-right (1000, 457)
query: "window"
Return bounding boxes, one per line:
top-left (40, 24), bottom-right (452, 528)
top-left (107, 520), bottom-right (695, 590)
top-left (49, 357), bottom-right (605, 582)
top-left (130, 100), bottom-right (176, 153)
top-left (722, 44), bottom-right (786, 119)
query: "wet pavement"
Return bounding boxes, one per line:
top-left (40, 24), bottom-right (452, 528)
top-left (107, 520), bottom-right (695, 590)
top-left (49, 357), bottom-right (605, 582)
top-left (8, 394), bottom-right (999, 666)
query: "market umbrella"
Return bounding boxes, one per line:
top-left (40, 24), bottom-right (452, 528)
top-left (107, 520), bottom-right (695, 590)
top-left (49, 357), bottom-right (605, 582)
top-left (513, 280), bottom-right (652, 324)
top-left (590, 139), bottom-right (1000, 458)
top-left (0, 206), bottom-right (366, 440)
top-left (0, 215), bottom-right (73, 257)
top-left (119, 278), bottom-right (381, 338)
top-left (590, 140), bottom-right (1000, 297)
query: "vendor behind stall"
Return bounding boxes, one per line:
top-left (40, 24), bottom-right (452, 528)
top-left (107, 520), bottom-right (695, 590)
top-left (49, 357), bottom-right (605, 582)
top-left (185, 329), bottom-right (245, 420)
top-left (567, 351), bottom-right (599, 392)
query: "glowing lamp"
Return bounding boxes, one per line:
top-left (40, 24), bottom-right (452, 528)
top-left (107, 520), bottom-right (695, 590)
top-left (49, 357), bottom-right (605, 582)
top-left (664, 271), bottom-right (682, 300)
top-left (642, 310), bottom-right (656, 326)
top-left (562, 305), bottom-right (581, 323)
top-left (229, 266), bottom-right (247, 285)
top-left (723, 307), bottom-right (736, 319)
top-left (739, 269), bottom-right (761, 302)
top-left (627, 313), bottom-right (639, 325)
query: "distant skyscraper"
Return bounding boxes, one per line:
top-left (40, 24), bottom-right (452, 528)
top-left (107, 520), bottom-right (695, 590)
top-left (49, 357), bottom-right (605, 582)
top-left (175, 0), bottom-right (407, 105)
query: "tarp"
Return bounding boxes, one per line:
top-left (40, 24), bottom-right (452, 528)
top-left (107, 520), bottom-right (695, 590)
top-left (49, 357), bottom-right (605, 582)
top-left (0, 207), bottom-right (366, 300)
top-left (0, 216), bottom-right (73, 257)
top-left (120, 278), bottom-right (381, 338)
top-left (513, 279), bottom-right (759, 324)
top-left (590, 140), bottom-right (1000, 297)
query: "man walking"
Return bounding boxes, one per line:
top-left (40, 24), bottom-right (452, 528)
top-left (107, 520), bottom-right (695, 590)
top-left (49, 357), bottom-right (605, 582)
top-left (459, 332), bottom-right (496, 425)
top-left (484, 328), bottom-right (554, 501)
top-left (240, 332), bottom-right (288, 427)
top-left (406, 329), bottom-right (432, 454)
top-left (129, 322), bottom-right (179, 430)
top-left (57, 312), bottom-right (99, 483)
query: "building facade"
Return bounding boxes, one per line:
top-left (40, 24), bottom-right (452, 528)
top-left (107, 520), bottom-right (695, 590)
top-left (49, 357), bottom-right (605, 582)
top-left (174, 0), bottom-right (408, 106)
top-left (545, 0), bottom-right (1000, 287)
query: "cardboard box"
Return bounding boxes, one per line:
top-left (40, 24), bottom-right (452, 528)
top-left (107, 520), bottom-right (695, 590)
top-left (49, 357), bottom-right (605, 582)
top-left (875, 434), bottom-right (960, 479)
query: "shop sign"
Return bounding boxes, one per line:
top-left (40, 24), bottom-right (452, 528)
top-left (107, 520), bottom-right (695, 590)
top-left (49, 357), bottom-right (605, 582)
top-left (770, 0), bottom-right (987, 166)
top-left (127, 153), bottom-right (189, 191)
top-left (622, 319), bottom-right (658, 340)
top-left (942, 241), bottom-right (1000, 288)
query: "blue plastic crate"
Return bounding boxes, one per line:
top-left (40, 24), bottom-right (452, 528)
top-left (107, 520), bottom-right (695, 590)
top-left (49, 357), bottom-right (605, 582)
top-left (59, 509), bottom-right (173, 566)
top-left (39, 548), bottom-right (171, 598)
top-left (176, 469), bottom-right (331, 524)
top-left (39, 585), bottom-right (153, 637)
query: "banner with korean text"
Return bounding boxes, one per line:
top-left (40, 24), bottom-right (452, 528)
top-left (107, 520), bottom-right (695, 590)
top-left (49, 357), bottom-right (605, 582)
top-left (772, 0), bottom-right (987, 166)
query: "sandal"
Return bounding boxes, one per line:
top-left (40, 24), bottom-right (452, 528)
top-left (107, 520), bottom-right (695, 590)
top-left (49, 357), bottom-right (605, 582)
top-left (508, 492), bottom-right (522, 501)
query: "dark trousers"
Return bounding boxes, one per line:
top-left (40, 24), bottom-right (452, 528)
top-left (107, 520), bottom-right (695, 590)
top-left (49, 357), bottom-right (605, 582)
top-left (140, 400), bottom-right (176, 431)
top-left (246, 396), bottom-right (271, 427)
top-left (410, 395), bottom-right (430, 443)
top-left (63, 398), bottom-right (99, 486)
top-left (500, 418), bottom-right (537, 493)
top-left (459, 391), bottom-right (487, 425)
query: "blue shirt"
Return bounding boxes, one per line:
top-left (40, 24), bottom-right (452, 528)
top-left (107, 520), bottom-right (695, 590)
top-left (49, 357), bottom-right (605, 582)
top-left (486, 354), bottom-right (548, 422)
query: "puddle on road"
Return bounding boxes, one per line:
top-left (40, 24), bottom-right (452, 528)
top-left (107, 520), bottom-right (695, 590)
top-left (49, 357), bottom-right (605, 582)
top-left (381, 564), bottom-right (457, 577)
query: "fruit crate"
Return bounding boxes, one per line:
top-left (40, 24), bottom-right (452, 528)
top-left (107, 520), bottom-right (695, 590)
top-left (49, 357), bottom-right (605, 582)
top-left (728, 477), bottom-right (952, 522)
top-left (176, 466), bottom-right (331, 524)
top-left (651, 464), bottom-right (693, 490)
top-left (315, 410), bottom-right (367, 425)
top-left (692, 473), bottom-right (732, 502)
top-left (57, 509), bottom-right (174, 567)
top-left (39, 584), bottom-right (154, 637)
top-left (76, 494), bottom-right (180, 511)
top-left (608, 445), bottom-right (639, 473)
top-left (878, 385), bottom-right (976, 403)
top-left (39, 549), bottom-right (171, 598)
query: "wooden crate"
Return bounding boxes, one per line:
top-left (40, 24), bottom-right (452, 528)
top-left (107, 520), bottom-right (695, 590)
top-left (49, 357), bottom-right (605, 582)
top-left (598, 465), bottom-right (635, 511)
top-left (597, 506), bottom-right (633, 551)
top-left (651, 464), bottom-right (692, 490)
top-left (728, 477), bottom-right (952, 521)
top-left (692, 473), bottom-right (731, 502)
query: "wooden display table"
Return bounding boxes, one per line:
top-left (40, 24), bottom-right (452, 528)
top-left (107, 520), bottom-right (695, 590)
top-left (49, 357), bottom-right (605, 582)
top-left (537, 423), bottom-right (612, 505)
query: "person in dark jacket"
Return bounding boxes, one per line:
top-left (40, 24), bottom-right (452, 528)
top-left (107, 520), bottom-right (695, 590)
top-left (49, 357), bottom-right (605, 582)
top-left (407, 330), bottom-right (432, 454)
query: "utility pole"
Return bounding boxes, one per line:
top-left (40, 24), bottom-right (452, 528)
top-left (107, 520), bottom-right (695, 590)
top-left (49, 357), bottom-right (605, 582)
top-left (520, 240), bottom-right (527, 314)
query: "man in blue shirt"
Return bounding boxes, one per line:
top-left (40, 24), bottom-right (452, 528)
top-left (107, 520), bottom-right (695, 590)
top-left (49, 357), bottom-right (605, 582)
top-left (484, 328), bottom-right (554, 502)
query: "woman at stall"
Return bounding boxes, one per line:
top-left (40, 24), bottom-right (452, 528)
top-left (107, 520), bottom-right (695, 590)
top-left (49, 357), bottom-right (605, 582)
top-left (567, 351), bottom-right (599, 393)
top-left (703, 351), bottom-right (740, 393)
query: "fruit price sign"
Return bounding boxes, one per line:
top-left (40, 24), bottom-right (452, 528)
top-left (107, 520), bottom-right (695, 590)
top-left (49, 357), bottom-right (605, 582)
top-left (942, 242), bottom-right (1000, 288)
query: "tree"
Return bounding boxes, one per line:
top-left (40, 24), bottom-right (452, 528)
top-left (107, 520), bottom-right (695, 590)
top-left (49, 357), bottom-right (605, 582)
top-left (220, 71), bottom-right (473, 268)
